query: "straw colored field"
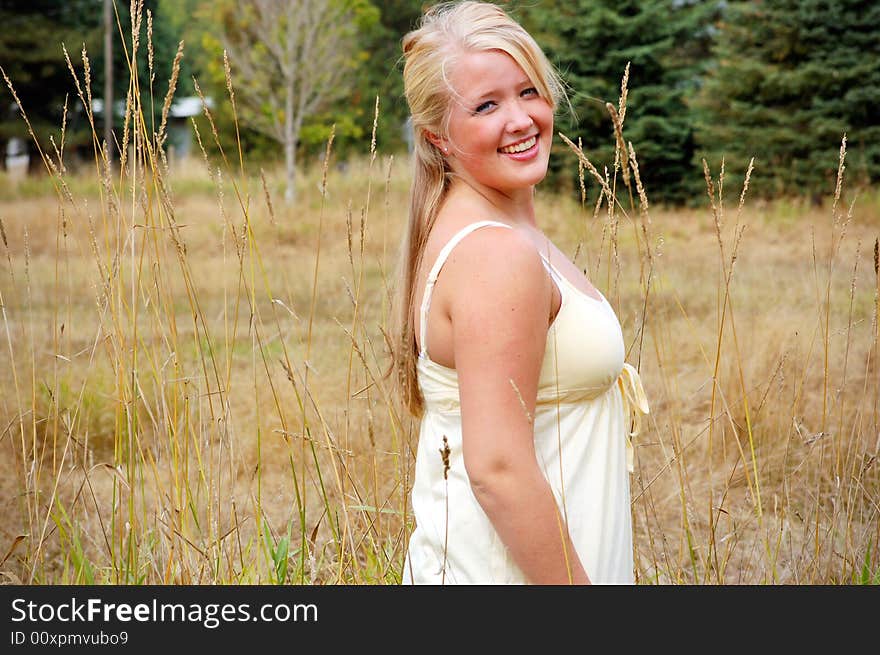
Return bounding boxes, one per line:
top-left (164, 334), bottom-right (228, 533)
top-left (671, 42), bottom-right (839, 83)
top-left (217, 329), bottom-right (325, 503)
top-left (1, 146), bottom-right (878, 584)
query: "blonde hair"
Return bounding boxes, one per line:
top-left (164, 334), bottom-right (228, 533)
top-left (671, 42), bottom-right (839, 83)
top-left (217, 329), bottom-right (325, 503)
top-left (389, 1), bottom-right (565, 418)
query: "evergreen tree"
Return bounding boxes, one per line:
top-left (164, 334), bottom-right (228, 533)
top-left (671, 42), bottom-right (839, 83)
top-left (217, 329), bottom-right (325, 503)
top-left (0, 0), bottom-right (190, 168)
top-left (0, 0), bottom-right (102, 166)
top-left (516, 0), bottom-right (719, 205)
top-left (349, 0), bottom-right (425, 154)
top-left (695, 0), bottom-right (880, 198)
top-left (92, 0), bottom-right (193, 156)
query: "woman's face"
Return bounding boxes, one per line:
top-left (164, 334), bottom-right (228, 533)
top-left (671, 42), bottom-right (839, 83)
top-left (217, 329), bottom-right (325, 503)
top-left (440, 49), bottom-right (554, 195)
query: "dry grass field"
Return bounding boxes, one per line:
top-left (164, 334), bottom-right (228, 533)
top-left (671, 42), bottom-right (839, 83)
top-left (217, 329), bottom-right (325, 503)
top-left (1, 133), bottom-right (878, 585)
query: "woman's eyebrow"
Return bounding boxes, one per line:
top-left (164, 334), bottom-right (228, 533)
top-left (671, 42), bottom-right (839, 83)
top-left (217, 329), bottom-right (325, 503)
top-left (465, 78), bottom-right (534, 102)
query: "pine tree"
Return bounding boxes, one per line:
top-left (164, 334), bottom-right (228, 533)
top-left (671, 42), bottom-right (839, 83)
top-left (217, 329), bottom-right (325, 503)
top-left (93, 0), bottom-right (193, 156)
top-left (695, 0), bottom-right (880, 198)
top-left (0, 0), bottom-right (189, 169)
top-left (516, 0), bottom-right (719, 205)
top-left (351, 0), bottom-right (425, 154)
top-left (0, 0), bottom-right (102, 166)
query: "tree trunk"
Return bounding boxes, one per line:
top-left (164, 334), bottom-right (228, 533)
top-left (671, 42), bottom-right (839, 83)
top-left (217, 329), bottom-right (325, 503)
top-left (283, 7), bottom-right (296, 205)
top-left (285, 132), bottom-right (296, 205)
top-left (104, 0), bottom-right (113, 162)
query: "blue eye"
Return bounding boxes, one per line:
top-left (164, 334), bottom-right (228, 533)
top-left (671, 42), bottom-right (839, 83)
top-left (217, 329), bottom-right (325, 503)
top-left (474, 100), bottom-right (496, 114)
top-left (522, 87), bottom-right (539, 97)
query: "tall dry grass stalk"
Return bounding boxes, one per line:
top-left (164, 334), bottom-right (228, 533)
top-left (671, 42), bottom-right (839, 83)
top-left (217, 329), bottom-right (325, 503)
top-left (558, 62), bottom-right (877, 583)
top-left (0, 13), bottom-right (877, 585)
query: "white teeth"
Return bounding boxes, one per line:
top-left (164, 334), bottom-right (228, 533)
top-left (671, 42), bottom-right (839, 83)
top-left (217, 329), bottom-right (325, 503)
top-left (500, 136), bottom-right (537, 154)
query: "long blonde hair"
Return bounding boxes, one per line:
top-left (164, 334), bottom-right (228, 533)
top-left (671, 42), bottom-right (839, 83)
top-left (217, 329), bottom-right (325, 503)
top-left (389, 1), bottom-right (564, 418)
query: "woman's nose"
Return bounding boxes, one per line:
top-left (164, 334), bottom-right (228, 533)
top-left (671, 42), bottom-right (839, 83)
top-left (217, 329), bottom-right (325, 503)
top-left (506, 102), bottom-right (534, 132)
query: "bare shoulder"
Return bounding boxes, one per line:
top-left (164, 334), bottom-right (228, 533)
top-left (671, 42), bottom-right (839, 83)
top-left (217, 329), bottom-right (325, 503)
top-left (442, 225), bottom-right (551, 317)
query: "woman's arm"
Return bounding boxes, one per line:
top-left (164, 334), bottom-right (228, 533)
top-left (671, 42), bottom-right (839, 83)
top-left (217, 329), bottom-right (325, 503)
top-left (442, 227), bottom-right (591, 585)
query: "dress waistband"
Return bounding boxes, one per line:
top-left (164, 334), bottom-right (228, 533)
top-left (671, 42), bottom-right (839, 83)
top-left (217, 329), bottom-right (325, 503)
top-left (617, 362), bottom-right (650, 473)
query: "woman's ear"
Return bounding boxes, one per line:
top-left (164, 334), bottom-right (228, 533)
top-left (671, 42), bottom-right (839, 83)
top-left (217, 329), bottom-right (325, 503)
top-left (424, 130), bottom-right (450, 155)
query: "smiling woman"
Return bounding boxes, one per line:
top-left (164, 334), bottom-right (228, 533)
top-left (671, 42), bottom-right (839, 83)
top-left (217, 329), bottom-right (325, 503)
top-left (426, 49), bottom-right (554, 195)
top-left (390, 0), bottom-right (649, 585)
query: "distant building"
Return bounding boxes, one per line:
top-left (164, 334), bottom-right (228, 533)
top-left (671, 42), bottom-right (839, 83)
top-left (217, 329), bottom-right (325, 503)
top-left (91, 95), bottom-right (212, 161)
top-left (166, 96), bottom-right (211, 160)
top-left (4, 137), bottom-right (29, 180)
top-left (404, 116), bottom-right (414, 155)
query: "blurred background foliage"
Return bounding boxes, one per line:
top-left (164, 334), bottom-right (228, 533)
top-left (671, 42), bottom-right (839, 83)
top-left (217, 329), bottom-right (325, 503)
top-left (1, 0), bottom-right (878, 205)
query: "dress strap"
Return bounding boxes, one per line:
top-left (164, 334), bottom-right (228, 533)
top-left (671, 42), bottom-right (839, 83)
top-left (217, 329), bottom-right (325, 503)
top-left (617, 362), bottom-right (650, 473)
top-left (419, 220), bottom-right (512, 358)
top-left (536, 251), bottom-right (566, 289)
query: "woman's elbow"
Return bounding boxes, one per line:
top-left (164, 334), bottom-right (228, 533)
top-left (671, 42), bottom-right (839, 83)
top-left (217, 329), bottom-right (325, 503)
top-left (464, 455), bottom-right (524, 501)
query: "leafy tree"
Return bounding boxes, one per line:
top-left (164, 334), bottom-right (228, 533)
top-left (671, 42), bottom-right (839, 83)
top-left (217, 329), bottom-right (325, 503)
top-left (695, 0), bottom-right (880, 198)
top-left (516, 0), bottom-right (719, 205)
top-left (202, 0), bottom-right (379, 203)
top-left (186, 0), bottom-right (421, 173)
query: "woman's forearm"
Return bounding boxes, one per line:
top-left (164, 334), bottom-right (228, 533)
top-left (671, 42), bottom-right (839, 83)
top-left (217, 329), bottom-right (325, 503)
top-left (469, 465), bottom-right (591, 585)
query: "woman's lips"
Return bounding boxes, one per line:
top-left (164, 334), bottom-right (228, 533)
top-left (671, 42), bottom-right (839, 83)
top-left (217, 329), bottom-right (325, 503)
top-left (499, 134), bottom-right (539, 160)
top-left (498, 134), bottom-right (538, 154)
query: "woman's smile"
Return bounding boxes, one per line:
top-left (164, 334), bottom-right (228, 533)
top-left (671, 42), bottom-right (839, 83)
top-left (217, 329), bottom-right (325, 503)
top-left (498, 134), bottom-right (539, 158)
top-left (441, 49), bottom-right (554, 195)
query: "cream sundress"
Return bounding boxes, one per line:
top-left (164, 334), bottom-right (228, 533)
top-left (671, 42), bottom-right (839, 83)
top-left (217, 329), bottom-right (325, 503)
top-left (402, 220), bottom-right (649, 585)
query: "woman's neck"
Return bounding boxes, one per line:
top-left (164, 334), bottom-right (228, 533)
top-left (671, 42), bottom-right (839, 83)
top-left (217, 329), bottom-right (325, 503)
top-left (444, 177), bottom-right (538, 227)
